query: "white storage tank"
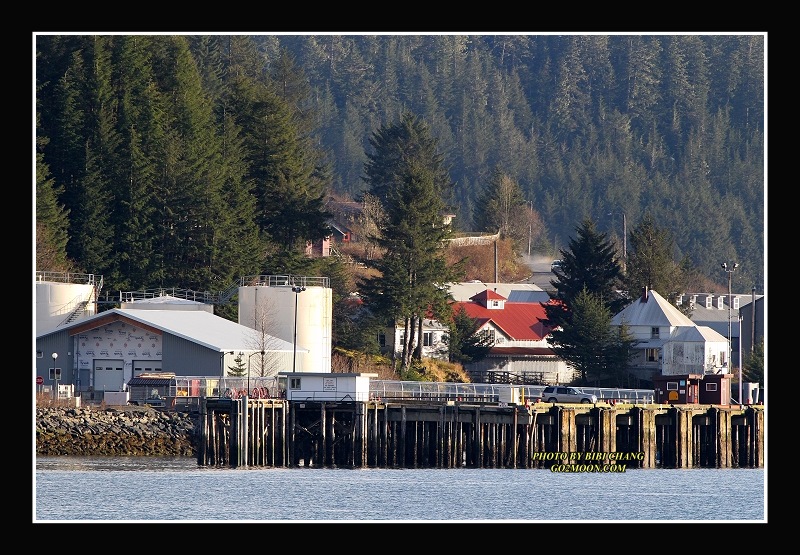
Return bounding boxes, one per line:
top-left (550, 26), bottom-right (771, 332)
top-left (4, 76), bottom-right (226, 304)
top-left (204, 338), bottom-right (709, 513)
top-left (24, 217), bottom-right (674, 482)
top-left (35, 272), bottom-right (99, 335)
top-left (238, 275), bottom-right (332, 373)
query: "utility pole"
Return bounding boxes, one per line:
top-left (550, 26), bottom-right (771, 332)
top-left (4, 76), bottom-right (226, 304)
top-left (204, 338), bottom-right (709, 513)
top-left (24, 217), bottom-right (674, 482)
top-left (721, 262), bottom-right (739, 404)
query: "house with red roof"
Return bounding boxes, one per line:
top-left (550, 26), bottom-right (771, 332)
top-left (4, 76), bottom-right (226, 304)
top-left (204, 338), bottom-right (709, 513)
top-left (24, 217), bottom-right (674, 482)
top-left (380, 285), bottom-right (576, 384)
top-left (452, 288), bottom-right (577, 384)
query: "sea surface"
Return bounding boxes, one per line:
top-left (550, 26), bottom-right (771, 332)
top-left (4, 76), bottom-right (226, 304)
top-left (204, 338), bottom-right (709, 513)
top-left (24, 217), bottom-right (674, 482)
top-left (34, 457), bottom-right (766, 523)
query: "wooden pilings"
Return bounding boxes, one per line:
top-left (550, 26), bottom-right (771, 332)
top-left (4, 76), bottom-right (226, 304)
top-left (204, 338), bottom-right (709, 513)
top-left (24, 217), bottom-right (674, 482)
top-left (198, 398), bottom-right (764, 469)
top-left (199, 397), bottom-right (289, 468)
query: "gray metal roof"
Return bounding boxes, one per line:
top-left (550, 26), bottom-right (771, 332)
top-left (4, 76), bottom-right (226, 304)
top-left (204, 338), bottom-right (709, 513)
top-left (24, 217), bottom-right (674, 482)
top-left (447, 282), bottom-right (547, 303)
top-left (672, 325), bottom-right (727, 342)
top-left (611, 289), bottom-right (695, 327)
top-left (37, 308), bottom-right (302, 354)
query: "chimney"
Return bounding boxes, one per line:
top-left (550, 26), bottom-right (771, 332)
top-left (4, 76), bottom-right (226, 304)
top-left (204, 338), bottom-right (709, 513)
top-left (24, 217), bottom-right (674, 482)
top-left (641, 287), bottom-right (648, 302)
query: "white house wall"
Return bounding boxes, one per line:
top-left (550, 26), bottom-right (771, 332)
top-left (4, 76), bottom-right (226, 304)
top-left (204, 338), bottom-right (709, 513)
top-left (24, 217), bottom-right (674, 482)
top-left (662, 341), bottom-right (707, 375)
top-left (387, 325), bottom-right (450, 360)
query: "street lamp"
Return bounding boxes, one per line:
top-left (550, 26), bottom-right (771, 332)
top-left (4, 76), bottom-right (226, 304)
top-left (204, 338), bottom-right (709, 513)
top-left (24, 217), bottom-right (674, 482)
top-left (607, 211), bottom-right (627, 273)
top-left (51, 352), bottom-right (58, 401)
top-left (721, 262), bottom-right (739, 404)
top-left (292, 284), bottom-right (306, 373)
top-left (219, 350), bottom-right (234, 396)
top-left (248, 350), bottom-right (265, 395)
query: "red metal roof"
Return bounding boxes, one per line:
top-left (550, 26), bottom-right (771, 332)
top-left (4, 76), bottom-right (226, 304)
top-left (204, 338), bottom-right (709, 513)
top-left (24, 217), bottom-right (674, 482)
top-left (470, 289), bottom-right (508, 303)
top-left (453, 299), bottom-right (552, 341)
top-left (485, 346), bottom-right (556, 356)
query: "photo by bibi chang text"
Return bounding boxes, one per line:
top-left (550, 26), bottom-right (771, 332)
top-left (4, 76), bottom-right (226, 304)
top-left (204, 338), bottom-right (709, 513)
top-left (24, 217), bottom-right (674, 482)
top-left (532, 452), bottom-right (645, 473)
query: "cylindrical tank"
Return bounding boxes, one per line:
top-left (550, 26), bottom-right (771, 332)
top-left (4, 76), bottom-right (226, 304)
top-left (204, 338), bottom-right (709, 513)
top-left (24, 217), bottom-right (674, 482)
top-left (35, 276), bottom-right (98, 335)
top-left (238, 276), bottom-right (332, 373)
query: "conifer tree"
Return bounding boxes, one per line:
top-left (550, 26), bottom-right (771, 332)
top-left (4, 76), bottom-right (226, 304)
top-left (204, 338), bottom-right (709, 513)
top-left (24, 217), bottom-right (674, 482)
top-left (361, 112), bottom-right (464, 370)
top-left (549, 287), bottom-right (638, 386)
top-left (623, 213), bottom-right (688, 306)
top-left (545, 218), bottom-right (626, 331)
top-left (35, 114), bottom-right (72, 271)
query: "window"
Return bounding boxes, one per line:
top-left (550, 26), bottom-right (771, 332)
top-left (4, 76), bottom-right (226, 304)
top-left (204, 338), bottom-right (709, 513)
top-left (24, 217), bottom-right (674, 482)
top-left (651, 327), bottom-right (660, 338)
top-left (290, 378), bottom-right (301, 389)
top-left (667, 382), bottom-right (678, 391)
top-left (423, 332), bottom-right (433, 347)
top-left (492, 300), bottom-right (499, 307)
top-left (477, 329), bottom-right (495, 345)
top-left (646, 348), bottom-right (659, 362)
top-left (733, 297), bottom-right (740, 310)
top-left (705, 383), bottom-right (718, 392)
top-left (705, 296), bottom-right (713, 308)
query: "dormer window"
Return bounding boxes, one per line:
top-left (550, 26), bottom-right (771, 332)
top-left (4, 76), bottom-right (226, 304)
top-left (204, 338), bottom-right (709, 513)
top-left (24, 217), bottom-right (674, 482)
top-left (651, 327), bottom-right (660, 338)
top-left (492, 300), bottom-right (499, 308)
top-left (705, 295), bottom-right (713, 309)
top-left (733, 296), bottom-right (740, 310)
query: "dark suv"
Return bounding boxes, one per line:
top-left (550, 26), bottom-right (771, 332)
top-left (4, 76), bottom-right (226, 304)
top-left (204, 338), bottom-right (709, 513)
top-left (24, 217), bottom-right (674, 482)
top-left (541, 386), bottom-right (597, 404)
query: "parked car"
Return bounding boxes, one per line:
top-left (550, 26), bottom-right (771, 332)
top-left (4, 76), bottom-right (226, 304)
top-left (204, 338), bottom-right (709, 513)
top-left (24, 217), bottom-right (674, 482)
top-left (542, 386), bottom-right (597, 404)
top-left (550, 259), bottom-right (563, 272)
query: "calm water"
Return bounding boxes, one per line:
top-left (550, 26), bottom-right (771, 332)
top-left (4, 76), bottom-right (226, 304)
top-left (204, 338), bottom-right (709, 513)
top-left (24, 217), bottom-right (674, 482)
top-left (34, 457), bottom-right (766, 523)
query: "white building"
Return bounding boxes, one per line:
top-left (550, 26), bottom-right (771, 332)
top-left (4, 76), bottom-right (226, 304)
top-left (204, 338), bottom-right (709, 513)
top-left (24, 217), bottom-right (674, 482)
top-left (611, 288), bottom-right (729, 383)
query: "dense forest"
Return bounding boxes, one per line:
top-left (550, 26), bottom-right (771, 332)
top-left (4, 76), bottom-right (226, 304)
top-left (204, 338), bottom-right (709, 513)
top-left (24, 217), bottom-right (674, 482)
top-left (35, 34), bottom-right (765, 300)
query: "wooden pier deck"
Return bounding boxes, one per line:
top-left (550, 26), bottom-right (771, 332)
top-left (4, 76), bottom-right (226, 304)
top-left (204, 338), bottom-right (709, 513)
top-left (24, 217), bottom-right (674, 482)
top-left (198, 398), bottom-right (763, 469)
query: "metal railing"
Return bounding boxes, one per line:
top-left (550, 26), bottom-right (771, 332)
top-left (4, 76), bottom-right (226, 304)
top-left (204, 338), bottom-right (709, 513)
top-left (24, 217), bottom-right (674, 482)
top-left (110, 275), bottom-right (331, 306)
top-left (369, 380), bottom-right (655, 404)
top-left (240, 274), bottom-right (330, 289)
top-left (36, 271), bottom-right (97, 285)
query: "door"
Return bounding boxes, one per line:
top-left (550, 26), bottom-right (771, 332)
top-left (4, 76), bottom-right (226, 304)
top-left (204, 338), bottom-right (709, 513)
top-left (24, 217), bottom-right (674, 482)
top-left (94, 360), bottom-right (124, 392)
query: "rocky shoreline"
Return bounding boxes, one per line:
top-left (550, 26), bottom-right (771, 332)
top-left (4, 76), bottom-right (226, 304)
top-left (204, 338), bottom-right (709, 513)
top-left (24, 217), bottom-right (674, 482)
top-left (36, 406), bottom-right (200, 457)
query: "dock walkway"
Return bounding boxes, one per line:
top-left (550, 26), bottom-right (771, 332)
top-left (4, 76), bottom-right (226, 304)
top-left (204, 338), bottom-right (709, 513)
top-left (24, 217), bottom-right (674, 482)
top-left (198, 398), bottom-right (763, 469)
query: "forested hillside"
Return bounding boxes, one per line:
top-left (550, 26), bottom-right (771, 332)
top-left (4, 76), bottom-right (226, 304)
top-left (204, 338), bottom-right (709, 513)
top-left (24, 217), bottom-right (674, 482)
top-left (35, 34), bottom-right (765, 295)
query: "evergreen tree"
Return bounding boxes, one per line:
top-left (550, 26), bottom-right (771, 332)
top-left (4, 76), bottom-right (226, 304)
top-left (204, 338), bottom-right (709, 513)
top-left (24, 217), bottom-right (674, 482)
top-left (110, 35), bottom-right (161, 290)
top-left (545, 218), bottom-right (627, 331)
top-left (548, 287), bottom-right (638, 386)
top-left (444, 305), bottom-right (493, 365)
top-left (549, 287), bottom-right (613, 385)
top-left (360, 112), bottom-right (464, 370)
top-left (742, 337), bottom-right (764, 386)
top-left (150, 36), bottom-right (227, 291)
top-left (35, 114), bottom-right (72, 271)
top-left (623, 213), bottom-right (689, 304)
top-left (228, 354), bottom-right (247, 377)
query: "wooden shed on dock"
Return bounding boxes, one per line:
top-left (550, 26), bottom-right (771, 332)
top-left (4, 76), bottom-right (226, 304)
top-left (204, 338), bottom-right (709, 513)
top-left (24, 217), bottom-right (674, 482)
top-left (653, 373), bottom-right (732, 405)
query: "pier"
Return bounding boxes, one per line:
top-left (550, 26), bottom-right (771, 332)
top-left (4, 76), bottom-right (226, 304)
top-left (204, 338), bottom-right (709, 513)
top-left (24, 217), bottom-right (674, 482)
top-left (198, 398), bottom-right (763, 469)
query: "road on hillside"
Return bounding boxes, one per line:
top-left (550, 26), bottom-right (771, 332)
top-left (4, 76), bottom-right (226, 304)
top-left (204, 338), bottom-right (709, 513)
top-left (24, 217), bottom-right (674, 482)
top-left (520, 255), bottom-right (558, 293)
